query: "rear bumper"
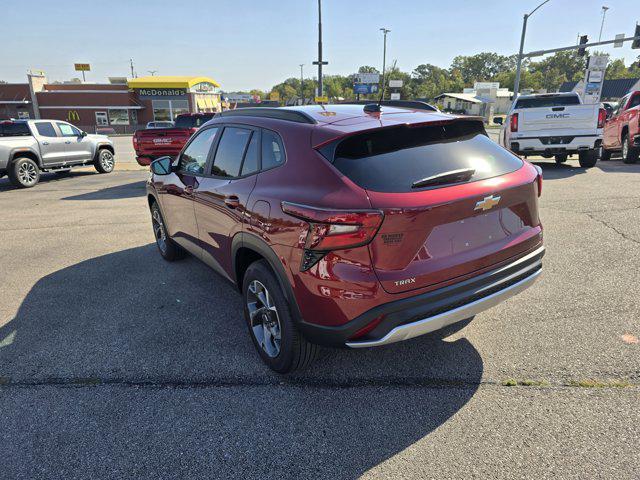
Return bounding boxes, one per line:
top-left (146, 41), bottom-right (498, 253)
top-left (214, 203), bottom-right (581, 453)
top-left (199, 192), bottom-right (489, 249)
top-left (299, 245), bottom-right (544, 348)
top-left (510, 135), bottom-right (600, 155)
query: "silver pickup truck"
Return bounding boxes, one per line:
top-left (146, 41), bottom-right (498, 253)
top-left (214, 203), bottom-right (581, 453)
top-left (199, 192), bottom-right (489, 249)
top-left (0, 119), bottom-right (115, 188)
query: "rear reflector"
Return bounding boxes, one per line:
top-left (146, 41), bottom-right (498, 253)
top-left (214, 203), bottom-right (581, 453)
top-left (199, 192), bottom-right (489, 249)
top-left (281, 201), bottom-right (384, 251)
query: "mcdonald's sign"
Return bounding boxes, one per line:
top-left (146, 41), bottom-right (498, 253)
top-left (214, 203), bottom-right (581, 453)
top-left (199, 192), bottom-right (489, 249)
top-left (67, 110), bottom-right (80, 122)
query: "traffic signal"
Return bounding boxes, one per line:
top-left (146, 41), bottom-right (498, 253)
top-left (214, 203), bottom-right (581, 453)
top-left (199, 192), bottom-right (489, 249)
top-left (578, 35), bottom-right (589, 56)
top-left (632, 24), bottom-right (640, 49)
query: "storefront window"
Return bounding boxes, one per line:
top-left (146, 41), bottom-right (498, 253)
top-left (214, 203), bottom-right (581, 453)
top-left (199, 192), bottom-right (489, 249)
top-left (95, 111), bottom-right (109, 126)
top-left (152, 99), bottom-right (189, 121)
top-left (108, 109), bottom-right (129, 125)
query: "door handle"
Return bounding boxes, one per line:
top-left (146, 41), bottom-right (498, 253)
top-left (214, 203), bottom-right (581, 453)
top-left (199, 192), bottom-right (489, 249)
top-left (42, 142), bottom-right (49, 145)
top-left (224, 195), bottom-right (240, 209)
top-left (65, 141), bottom-right (71, 144)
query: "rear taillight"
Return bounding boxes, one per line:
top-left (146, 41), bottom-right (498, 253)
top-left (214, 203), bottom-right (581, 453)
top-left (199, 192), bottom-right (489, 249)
top-left (510, 113), bottom-right (519, 132)
top-left (534, 164), bottom-right (543, 197)
top-left (597, 108), bottom-right (606, 129)
top-left (281, 202), bottom-right (384, 252)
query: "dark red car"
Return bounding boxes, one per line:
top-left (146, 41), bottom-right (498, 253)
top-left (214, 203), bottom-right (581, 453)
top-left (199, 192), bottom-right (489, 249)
top-left (146, 105), bottom-right (544, 373)
top-left (133, 113), bottom-right (215, 165)
top-left (601, 90), bottom-right (640, 163)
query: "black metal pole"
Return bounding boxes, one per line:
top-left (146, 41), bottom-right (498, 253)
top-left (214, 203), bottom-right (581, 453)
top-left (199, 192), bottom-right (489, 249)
top-left (317, 0), bottom-right (323, 97)
top-left (300, 64), bottom-right (304, 105)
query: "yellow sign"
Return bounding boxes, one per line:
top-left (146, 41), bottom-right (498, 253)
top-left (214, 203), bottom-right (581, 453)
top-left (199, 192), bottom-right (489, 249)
top-left (67, 110), bottom-right (80, 122)
top-left (74, 63), bottom-right (91, 72)
top-left (269, 92), bottom-right (280, 101)
top-left (315, 96), bottom-right (329, 104)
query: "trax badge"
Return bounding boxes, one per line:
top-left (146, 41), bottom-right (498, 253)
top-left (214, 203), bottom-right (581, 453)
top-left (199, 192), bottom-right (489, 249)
top-left (394, 278), bottom-right (416, 286)
top-left (474, 195), bottom-right (501, 212)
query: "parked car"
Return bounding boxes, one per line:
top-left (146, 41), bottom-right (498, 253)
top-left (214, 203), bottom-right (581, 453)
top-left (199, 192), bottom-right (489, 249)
top-left (146, 105), bottom-right (545, 373)
top-left (0, 120), bottom-right (115, 188)
top-left (600, 91), bottom-right (640, 163)
top-left (499, 92), bottom-right (606, 168)
top-left (146, 121), bottom-right (175, 129)
top-left (133, 113), bottom-right (216, 165)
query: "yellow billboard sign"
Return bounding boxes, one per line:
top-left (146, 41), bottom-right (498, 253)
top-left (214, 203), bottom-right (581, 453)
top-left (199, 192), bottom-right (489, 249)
top-left (74, 63), bottom-right (91, 72)
top-left (315, 96), bottom-right (329, 104)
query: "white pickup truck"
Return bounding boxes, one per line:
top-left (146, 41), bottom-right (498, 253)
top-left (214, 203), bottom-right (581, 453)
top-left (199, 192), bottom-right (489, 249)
top-left (499, 92), bottom-right (606, 168)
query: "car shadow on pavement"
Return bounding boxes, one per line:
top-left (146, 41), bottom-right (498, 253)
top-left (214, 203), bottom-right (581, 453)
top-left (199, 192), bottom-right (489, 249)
top-left (0, 245), bottom-right (483, 478)
top-left (62, 180), bottom-right (147, 200)
top-left (529, 160), bottom-right (589, 180)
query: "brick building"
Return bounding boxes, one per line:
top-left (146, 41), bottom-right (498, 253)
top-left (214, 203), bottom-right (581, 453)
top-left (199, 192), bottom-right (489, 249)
top-left (0, 74), bottom-right (222, 133)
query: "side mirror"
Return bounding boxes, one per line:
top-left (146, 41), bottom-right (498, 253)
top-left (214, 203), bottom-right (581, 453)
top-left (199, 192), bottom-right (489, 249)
top-left (79, 130), bottom-right (87, 137)
top-left (150, 156), bottom-right (173, 175)
top-left (493, 117), bottom-right (503, 125)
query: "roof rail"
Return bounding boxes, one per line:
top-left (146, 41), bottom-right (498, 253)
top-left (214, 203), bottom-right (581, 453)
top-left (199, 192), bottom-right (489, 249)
top-left (342, 100), bottom-right (439, 112)
top-left (219, 107), bottom-right (317, 124)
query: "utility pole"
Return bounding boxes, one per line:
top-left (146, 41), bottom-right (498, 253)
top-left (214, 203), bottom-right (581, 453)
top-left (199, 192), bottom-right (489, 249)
top-left (148, 70), bottom-right (157, 76)
top-left (299, 64), bottom-right (304, 105)
top-left (130, 59), bottom-right (135, 78)
top-left (380, 28), bottom-right (390, 100)
top-left (312, 0), bottom-right (328, 99)
top-left (513, 0), bottom-right (551, 98)
top-left (598, 6), bottom-right (609, 42)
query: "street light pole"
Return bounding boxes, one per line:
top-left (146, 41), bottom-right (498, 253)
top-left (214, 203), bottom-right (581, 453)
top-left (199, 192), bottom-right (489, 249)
top-left (380, 28), bottom-right (390, 100)
top-left (299, 64), bottom-right (304, 105)
top-left (513, 0), bottom-right (551, 98)
top-left (312, 0), bottom-right (328, 98)
top-left (598, 6), bottom-right (609, 42)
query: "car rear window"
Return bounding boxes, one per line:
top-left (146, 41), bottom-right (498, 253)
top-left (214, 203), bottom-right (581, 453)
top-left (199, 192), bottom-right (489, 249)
top-left (175, 114), bottom-right (215, 129)
top-left (515, 95), bottom-right (580, 109)
top-left (0, 122), bottom-right (31, 137)
top-left (327, 121), bottom-right (523, 193)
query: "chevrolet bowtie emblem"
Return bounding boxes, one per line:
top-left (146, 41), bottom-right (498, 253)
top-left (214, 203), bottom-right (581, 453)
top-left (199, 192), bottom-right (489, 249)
top-left (474, 195), bottom-right (501, 211)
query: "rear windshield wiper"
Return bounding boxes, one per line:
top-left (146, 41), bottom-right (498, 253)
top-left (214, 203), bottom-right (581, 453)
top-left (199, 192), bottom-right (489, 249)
top-left (411, 168), bottom-right (476, 189)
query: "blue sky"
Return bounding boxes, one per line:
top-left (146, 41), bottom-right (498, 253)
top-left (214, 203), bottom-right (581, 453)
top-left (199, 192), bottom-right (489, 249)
top-left (1, 0), bottom-right (639, 90)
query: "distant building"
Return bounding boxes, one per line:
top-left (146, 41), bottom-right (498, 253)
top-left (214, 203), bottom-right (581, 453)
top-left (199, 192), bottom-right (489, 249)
top-left (433, 82), bottom-right (513, 116)
top-left (558, 78), bottom-right (640, 102)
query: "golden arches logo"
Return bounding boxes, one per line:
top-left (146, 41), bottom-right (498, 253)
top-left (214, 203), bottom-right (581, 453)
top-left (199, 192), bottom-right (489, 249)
top-left (67, 110), bottom-right (80, 122)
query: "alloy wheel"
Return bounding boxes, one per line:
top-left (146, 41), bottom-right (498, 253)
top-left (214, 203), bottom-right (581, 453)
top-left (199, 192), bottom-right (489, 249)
top-left (100, 151), bottom-right (115, 171)
top-left (152, 208), bottom-right (167, 254)
top-left (246, 280), bottom-right (282, 358)
top-left (18, 162), bottom-right (37, 186)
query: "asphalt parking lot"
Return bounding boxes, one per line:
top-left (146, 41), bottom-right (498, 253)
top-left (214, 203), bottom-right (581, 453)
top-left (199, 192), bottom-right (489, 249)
top-left (1, 154), bottom-right (639, 479)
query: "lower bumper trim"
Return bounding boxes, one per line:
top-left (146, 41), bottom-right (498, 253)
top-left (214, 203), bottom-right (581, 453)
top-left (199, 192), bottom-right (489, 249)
top-left (346, 267), bottom-right (541, 348)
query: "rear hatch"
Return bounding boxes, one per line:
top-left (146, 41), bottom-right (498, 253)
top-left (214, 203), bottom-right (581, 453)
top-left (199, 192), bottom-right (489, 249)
top-left (134, 128), bottom-right (193, 156)
top-left (328, 120), bottom-right (542, 294)
top-left (514, 95), bottom-right (599, 134)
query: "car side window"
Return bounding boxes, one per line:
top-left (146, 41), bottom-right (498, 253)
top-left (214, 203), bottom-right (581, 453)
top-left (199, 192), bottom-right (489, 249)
top-left (628, 95), bottom-right (640, 110)
top-left (211, 127), bottom-right (251, 178)
top-left (178, 127), bottom-right (218, 175)
top-left (240, 132), bottom-right (259, 176)
top-left (261, 130), bottom-right (286, 170)
top-left (35, 122), bottom-right (57, 137)
top-left (56, 122), bottom-right (81, 137)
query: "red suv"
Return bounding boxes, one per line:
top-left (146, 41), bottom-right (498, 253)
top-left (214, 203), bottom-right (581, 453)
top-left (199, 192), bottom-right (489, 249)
top-left (146, 105), bottom-right (544, 373)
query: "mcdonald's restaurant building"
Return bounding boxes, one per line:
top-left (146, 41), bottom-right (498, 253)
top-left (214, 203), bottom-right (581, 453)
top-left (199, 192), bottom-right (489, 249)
top-left (0, 74), bottom-right (222, 134)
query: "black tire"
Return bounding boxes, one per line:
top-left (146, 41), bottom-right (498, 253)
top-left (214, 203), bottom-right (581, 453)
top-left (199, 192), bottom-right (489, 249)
top-left (243, 260), bottom-right (320, 373)
top-left (150, 201), bottom-right (185, 261)
top-left (621, 133), bottom-right (639, 164)
top-left (554, 153), bottom-right (568, 164)
top-left (8, 157), bottom-right (40, 188)
top-left (94, 148), bottom-right (115, 173)
top-left (599, 145), bottom-right (612, 161)
top-left (578, 149), bottom-right (598, 168)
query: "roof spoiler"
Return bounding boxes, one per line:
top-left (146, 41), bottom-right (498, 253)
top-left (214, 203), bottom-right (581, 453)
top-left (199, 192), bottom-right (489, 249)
top-left (339, 100), bottom-right (439, 112)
